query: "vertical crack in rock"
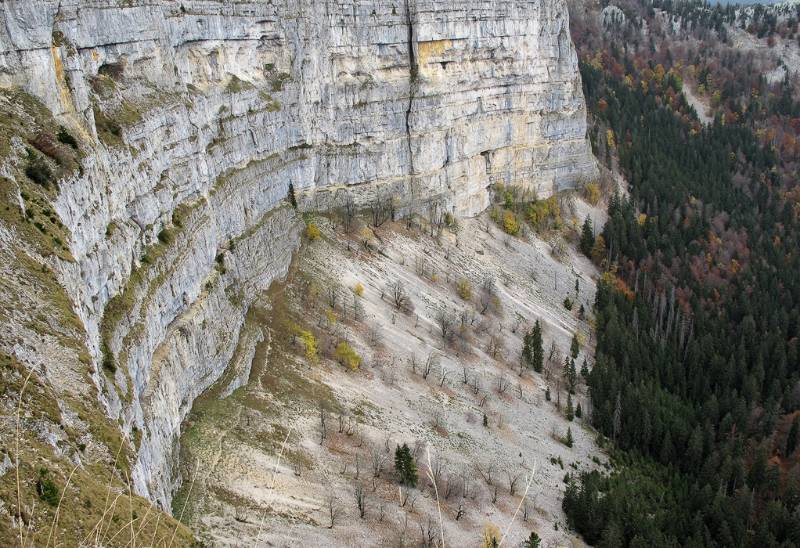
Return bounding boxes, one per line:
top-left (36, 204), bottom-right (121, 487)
top-left (404, 0), bottom-right (418, 186)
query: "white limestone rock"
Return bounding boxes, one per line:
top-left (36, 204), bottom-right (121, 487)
top-left (0, 0), bottom-right (597, 508)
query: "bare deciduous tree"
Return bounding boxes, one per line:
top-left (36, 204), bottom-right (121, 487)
top-left (415, 255), bottom-right (427, 277)
top-left (427, 199), bottom-right (446, 237)
top-left (367, 322), bottom-right (383, 347)
top-left (469, 373), bottom-right (481, 395)
top-left (370, 192), bottom-right (393, 227)
top-left (354, 483), bottom-right (367, 519)
top-left (511, 312), bottom-right (525, 334)
top-left (422, 352), bottom-right (439, 380)
top-left (438, 364), bottom-right (450, 388)
top-left (434, 306), bottom-right (455, 341)
top-left (479, 275), bottom-right (498, 315)
top-left (371, 444), bottom-right (387, 478)
top-left (337, 191), bottom-right (357, 233)
top-left (455, 499), bottom-right (465, 521)
top-left (506, 469), bottom-right (522, 496)
top-left (319, 402), bottom-right (328, 444)
top-left (419, 517), bottom-right (439, 548)
top-left (325, 490), bottom-right (342, 528)
top-left (326, 283), bottom-right (340, 310)
top-left (486, 331), bottom-right (503, 359)
top-left (388, 279), bottom-right (409, 311)
top-left (475, 462), bottom-right (494, 486)
top-left (496, 373), bottom-right (510, 394)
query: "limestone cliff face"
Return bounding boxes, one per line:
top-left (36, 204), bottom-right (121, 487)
top-left (0, 0), bottom-right (596, 508)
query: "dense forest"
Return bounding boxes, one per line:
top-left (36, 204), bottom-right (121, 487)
top-left (563, 1), bottom-right (800, 546)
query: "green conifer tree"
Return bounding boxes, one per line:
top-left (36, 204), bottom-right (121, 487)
top-left (580, 216), bottom-right (594, 256)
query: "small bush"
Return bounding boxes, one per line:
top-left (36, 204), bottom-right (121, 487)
top-left (98, 61), bottom-right (125, 80)
top-left (37, 469), bottom-right (59, 507)
top-left (526, 196), bottom-right (561, 231)
top-left (325, 308), bottom-right (337, 325)
top-left (502, 210), bottom-right (520, 235)
top-left (335, 341), bottom-right (361, 370)
top-left (481, 523), bottom-right (501, 548)
top-left (57, 126), bottom-right (78, 149)
top-left (456, 278), bottom-right (473, 300)
top-left (25, 151), bottom-right (53, 188)
top-left (583, 181), bottom-right (601, 205)
top-left (305, 222), bottom-right (321, 241)
top-left (353, 282), bottom-right (364, 297)
top-left (102, 346), bottom-right (116, 373)
top-left (93, 106), bottom-right (123, 145)
top-left (157, 228), bottom-right (174, 245)
top-left (563, 296), bottom-right (574, 311)
top-left (226, 75), bottom-right (244, 93)
top-left (297, 329), bottom-right (318, 362)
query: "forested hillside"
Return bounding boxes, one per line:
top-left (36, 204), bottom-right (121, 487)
top-left (564, 1), bottom-right (800, 546)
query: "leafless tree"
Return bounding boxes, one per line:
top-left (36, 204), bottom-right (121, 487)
top-left (496, 373), bottom-right (510, 394)
top-left (434, 305), bottom-right (455, 341)
top-left (367, 322), bottom-right (383, 347)
top-left (548, 340), bottom-right (558, 362)
top-left (469, 373), bottom-right (481, 395)
top-left (337, 191), bottom-right (357, 233)
top-left (419, 517), bottom-right (439, 548)
top-left (319, 402), bottom-right (328, 444)
top-left (422, 352), bottom-right (439, 380)
top-left (325, 491), bottom-right (342, 528)
top-left (377, 502), bottom-right (385, 522)
top-left (415, 255), bottom-right (428, 277)
top-left (455, 499), bottom-right (465, 521)
top-left (442, 470), bottom-right (461, 500)
top-left (371, 444), bottom-right (387, 478)
top-left (352, 294), bottom-right (364, 322)
top-left (326, 283), bottom-right (340, 310)
top-left (388, 279), bottom-right (409, 310)
top-left (370, 192), bottom-right (393, 227)
top-left (354, 483), bottom-right (367, 519)
top-left (486, 331), bottom-right (503, 359)
top-left (427, 199), bottom-right (446, 237)
top-left (459, 307), bottom-right (476, 328)
top-left (398, 485), bottom-right (415, 508)
top-left (475, 462), bottom-right (494, 486)
top-left (461, 471), bottom-right (474, 499)
top-left (511, 312), bottom-right (525, 334)
top-left (479, 275), bottom-right (498, 315)
top-left (438, 364), bottom-right (450, 388)
top-left (506, 469), bottom-right (522, 496)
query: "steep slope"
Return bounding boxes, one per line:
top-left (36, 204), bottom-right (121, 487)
top-left (174, 208), bottom-right (606, 546)
top-left (0, 0), bottom-right (597, 540)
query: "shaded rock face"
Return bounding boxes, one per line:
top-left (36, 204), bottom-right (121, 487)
top-left (0, 0), bottom-right (596, 508)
